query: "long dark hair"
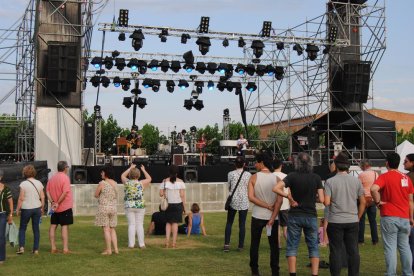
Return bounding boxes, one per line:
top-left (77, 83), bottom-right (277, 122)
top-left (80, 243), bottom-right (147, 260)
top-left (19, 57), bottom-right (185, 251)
top-left (169, 165), bottom-right (179, 183)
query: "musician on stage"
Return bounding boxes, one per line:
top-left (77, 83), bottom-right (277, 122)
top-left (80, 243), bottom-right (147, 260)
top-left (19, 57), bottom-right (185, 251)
top-left (176, 129), bottom-right (187, 144)
top-left (126, 125), bottom-right (142, 155)
top-left (198, 133), bottom-right (207, 166)
top-left (236, 133), bottom-right (249, 156)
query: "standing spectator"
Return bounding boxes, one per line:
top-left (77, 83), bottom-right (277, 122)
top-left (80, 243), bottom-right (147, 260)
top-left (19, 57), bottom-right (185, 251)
top-left (46, 161), bottom-right (73, 254)
top-left (95, 167), bottom-right (118, 255)
top-left (147, 206), bottom-right (166, 235)
top-left (371, 153), bottom-right (414, 276)
top-left (224, 156), bottom-right (251, 252)
top-left (0, 169), bottom-right (13, 264)
top-left (185, 203), bottom-right (207, 236)
top-left (358, 160), bottom-right (379, 245)
top-left (160, 165), bottom-right (186, 248)
top-left (273, 158), bottom-right (288, 248)
top-left (324, 153), bottom-right (366, 276)
top-left (248, 152), bottom-right (282, 276)
top-left (274, 152), bottom-right (324, 276)
top-left (121, 163), bottom-right (152, 249)
top-left (16, 165), bottom-right (45, 255)
top-left (403, 153), bottom-right (414, 273)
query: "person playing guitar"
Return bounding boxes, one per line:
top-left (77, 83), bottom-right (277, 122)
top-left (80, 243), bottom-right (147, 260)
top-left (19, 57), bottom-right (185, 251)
top-left (197, 133), bottom-right (207, 166)
top-left (236, 133), bottom-right (249, 156)
top-left (126, 125), bottom-right (142, 155)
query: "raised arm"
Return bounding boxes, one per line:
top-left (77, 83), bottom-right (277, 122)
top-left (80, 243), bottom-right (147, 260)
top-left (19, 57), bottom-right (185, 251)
top-left (121, 164), bottom-right (136, 184)
top-left (140, 165), bottom-right (152, 188)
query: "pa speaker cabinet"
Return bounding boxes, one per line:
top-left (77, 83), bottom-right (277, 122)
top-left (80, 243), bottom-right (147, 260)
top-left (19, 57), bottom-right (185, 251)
top-left (81, 148), bottom-right (95, 166)
top-left (72, 166), bottom-right (88, 184)
top-left (83, 122), bottom-right (95, 148)
top-left (173, 154), bottom-right (184, 166)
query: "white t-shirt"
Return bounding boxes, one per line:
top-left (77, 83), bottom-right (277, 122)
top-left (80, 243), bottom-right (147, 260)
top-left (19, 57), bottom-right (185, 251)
top-left (20, 179), bottom-right (43, 209)
top-left (162, 181), bottom-right (185, 204)
top-left (274, 171), bottom-right (289, 211)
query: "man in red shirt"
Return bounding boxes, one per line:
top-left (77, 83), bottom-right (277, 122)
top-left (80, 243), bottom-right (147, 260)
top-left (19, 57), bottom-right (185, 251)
top-left (371, 153), bottom-right (414, 276)
top-left (46, 161), bottom-right (73, 254)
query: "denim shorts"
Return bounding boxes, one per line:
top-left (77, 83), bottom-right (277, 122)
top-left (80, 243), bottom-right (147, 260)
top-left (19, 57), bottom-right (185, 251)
top-left (286, 216), bottom-right (319, 258)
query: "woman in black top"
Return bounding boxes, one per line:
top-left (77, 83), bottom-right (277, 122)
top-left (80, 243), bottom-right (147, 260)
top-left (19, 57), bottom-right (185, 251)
top-left (0, 169), bottom-right (14, 264)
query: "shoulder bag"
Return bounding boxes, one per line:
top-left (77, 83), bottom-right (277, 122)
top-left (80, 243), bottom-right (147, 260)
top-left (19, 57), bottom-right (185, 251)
top-left (27, 179), bottom-right (41, 202)
top-left (160, 181), bottom-right (168, 211)
top-left (225, 171), bottom-right (245, 211)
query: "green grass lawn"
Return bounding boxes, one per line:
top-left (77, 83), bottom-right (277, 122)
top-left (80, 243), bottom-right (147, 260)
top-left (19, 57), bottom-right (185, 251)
top-left (1, 212), bottom-right (389, 275)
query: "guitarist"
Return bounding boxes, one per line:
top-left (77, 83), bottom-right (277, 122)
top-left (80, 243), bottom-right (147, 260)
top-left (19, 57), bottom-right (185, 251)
top-left (126, 125), bottom-right (142, 155)
top-left (237, 133), bottom-right (249, 156)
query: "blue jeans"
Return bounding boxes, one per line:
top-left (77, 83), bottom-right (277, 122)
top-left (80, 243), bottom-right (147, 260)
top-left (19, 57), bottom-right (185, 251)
top-left (224, 208), bottom-right (248, 248)
top-left (18, 208), bottom-right (41, 251)
top-left (358, 205), bottom-right (379, 244)
top-left (286, 216), bottom-right (319, 258)
top-left (381, 216), bottom-right (412, 276)
top-left (0, 213), bottom-right (6, 261)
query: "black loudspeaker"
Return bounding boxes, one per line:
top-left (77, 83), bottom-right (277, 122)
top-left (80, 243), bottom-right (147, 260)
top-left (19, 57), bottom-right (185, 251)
top-left (47, 43), bottom-right (78, 94)
top-left (308, 129), bottom-right (319, 150)
top-left (343, 61), bottom-right (371, 103)
top-left (172, 145), bottom-right (184, 154)
top-left (72, 166), bottom-right (88, 184)
top-left (84, 122), bottom-right (95, 148)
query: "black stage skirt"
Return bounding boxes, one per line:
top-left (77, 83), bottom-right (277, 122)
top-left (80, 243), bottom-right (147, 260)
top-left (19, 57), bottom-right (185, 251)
top-left (165, 203), bottom-right (183, 223)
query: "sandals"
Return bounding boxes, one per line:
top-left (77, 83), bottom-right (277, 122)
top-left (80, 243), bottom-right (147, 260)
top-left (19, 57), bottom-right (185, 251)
top-left (16, 247), bottom-right (24, 254)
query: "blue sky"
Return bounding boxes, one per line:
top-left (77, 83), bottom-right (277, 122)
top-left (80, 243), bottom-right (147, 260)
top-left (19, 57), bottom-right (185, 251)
top-left (0, 0), bottom-right (413, 136)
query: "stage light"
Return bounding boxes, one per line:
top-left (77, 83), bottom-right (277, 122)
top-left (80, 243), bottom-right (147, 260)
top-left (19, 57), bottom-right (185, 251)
top-left (127, 58), bottom-right (139, 70)
top-left (246, 64), bottom-right (256, 76)
top-left (234, 82), bottom-right (242, 95)
top-left (223, 38), bottom-right (229, 47)
top-left (183, 51), bottom-right (195, 72)
top-left (255, 64), bottom-right (266, 77)
top-left (191, 90), bottom-right (199, 99)
top-left (131, 81), bottom-right (142, 95)
top-left (190, 126), bottom-right (197, 132)
top-left (323, 45), bottom-right (331, 55)
top-left (90, 76), bottom-right (100, 87)
top-left (226, 81), bottom-right (234, 92)
top-left (194, 100), bottom-right (204, 111)
top-left (123, 97), bottom-right (133, 108)
top-left (115, 58), bottom-right (126, 71)
top-left (251, 40), bottom-right (265, 59)
top-left (137, 97), bottom-right (147, 109)
top-left (195, 81), bottom-right (204, 94)
top-left (118, 32), bottom-right (126, 41)
top-left (91, 57), bottom-right (102, 69)
top-left (276, 42), bottom-right (284, 50)
top-left (235, 64), bottom-right (245, 75)
top-left (207, 81), bottom-right (214, 90)
top-left (246, 82), bottom-right (257, 92)
top-left (166, 80), bottom-right (175, 93)
top-left (152, 79), bottom-right (160, 92)
top-left (218, 63), bottom-right (228, 74)
top-left (293, 43), bottom-right (303, 56)
top-left (275, 66), bottom-right (284, 80)
top-left (328, 26), bottom-right (338, 43)
top-left (160, 60), bottom-right (169, 73)
top-left (199, 16), bottom-right (210, 33)
top-left (181, 33), bottom-right (191, 44)
top-left (265, 64), bottom-right (275, 76)
top-left (148, 59), bottom-right (159, 71)
top-left (261, 21), bottom-right (272, 37)
top-left (196, 37), bottom-right (211, 55)
top-left (223, 109), bottom-right (229, 116)
top-left (142, 78), bottom-right (153, 88)
top-left (94, 105), bottom-right (102, 119)
top-left (159, 28), bottom-right (168, 42)
top-left (121, 78), bottom-right (131, 91)
top-left (100, 76), bottom-right (110, 88)
top-left (217, 81), bottom-right (226, 92)
top-left (207, 62), bottom-right (217, 74)
top-left (306, 44), bottom-right (320, 61)
top-left (238, 37), bottom-right (246, 48)
top-left (118, 9), bottom-right (129, 27)
top-left (184, 99), bottom-right (193, 110)
top-left (170, 60), bottom-right (181, 73)
top-left (178, 79), bottom-right (189, 89)
top-left (138, 60), bottom-right (147, 74)
top-left (113, 76), bottom-right (121, 87)
top-left (112, 50), bottom-right (120, 58)
top-left (196, 62), bottom-right (206, 74)
top-left (130, 29), bottom-right (145, 51)
top-left (103, 56), bottom-right (113, 70)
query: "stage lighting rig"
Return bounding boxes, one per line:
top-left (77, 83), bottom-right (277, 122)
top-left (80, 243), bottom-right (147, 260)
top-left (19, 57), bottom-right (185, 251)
top-left (194, 100), bottom-right (204, 111)
top-left (293, 43), bottom-right (303, 56)
top-left (94, 105), bottom-right (102, 119)
top-left (255, 64), bottom-right (266, 76)
top-left (246, 64), bottom-right (256, 76)
top-left (265, 65), bottom-right (275, 76)
top-left (130, 29), bottom-right (145, 51)
top-left (184, 99), bottom-right (193, 110)
top-left (131, 81), bottom-right (142, 95)
top-left (195, 81), bottom-right (204, 93)
top-left (190, 126), bottom-right (197, 132)
top-left (159, 29), bottom-right (168, 42)
top-left (138, 60), bottom-right (148, 74)
top-left (246, 82), bottom-right (257, 92)
top-left (160, 60), bottom-right (169, 73)
top-left (276, 42), bottom-right (284, 50)
top-left (91, 57), bottom-right (103, 69)
top-left (196, 37), bottom-right (211, 55)
top-left (166, 80), bottom-right (175, 92)
top-left (251, 40), bottom-right (265, 58)
top-left (217, 81), bottom-right (226, 92)
top-left (207, 81), bottom-right (214, 90)
top-left (218, 63), bottom-right (228, 74)
top-left (142, 78), bottom-right (153, 88)
top-left (235, 64), bottom-right (245, 75)
top-left (238, 37), bottom-right (246, 48)
top-left (118, 9), bottom-right (129, 27)
top-left (152, 79), bottom-right (161, 92)
top-left (178, 79), bottom-right (189, 89)
top-left (223, 38), bottom-right (229, 47)
top-left (113, 76), bottom-right (121, 87)
top-left (112, 50), bottom-right (120, 58)
top-left (191, 90), bottom-right (199, 99)
top-left (137, 97), bottom-right (147, 109)
top-left (149, 59), bottom-right (159, 71)
top-left (115, 58), bottom-right (126, 71)
top-left (328, 26), bottom-right (338, 43)
top-left (103, 56), bottom-right (113, 70)
top-left (196, 62), bottom-right (206, 74)
top-left (121, 78), bottom-right (131, 91)
top-left (226, 81), bottom-right (234, 92)
top-left (118, 32), bottom-right (126, 41)
top-left (101, 76), bottom-right (110, 88)
top-left (90, 76), bottom-right (100, 87)
top-left (123, 97), bottom-right (133, 108)
top-left (181, 33), bottom-right (191, 44)
top-left (261, 21), bottom-right (272, 37)
top-left (223, 108), bottom-right (230, 116)
top-left (207, 62), bottom-right (217, 74)
top-left (127, 58), bottom-right (139, 70)
top-left (183, 51), bottom-right (195, 72)
top-left (306, 44), bottom-right (320, 61)
top-left (275, 66), bottom-right (284, 80)
top-left (198, 16), bottom-right (210, 33)
top-left (234, 82), bottom-right (242, 95)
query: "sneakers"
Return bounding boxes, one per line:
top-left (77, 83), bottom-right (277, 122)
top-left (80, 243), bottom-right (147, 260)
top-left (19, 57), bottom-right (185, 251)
top-left (223, 245), bottom-right (230, 252)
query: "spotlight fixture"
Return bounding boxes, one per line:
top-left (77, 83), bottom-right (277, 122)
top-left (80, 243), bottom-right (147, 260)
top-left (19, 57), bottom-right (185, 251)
top-left (166, 80), bottom-right (175, 93)
top-left (190, 126), bottom-right (197, 132)
top-left (148, 59), bottom-right (159, 71)
top-left (191, 90), bottom-right (199, 99)
top-left (159, 28), bottom-right (168, 42)
top-left (118, 32), bottom-right (126, 41)
top-left (113, 76), bottom-right (121, 87)
top-left (235, 64), bottom-right (245, 75)
top-left (195, 81), bottom-right (204, 93)
top-left (293, 43), bottom-right (303, 56)
top-left (251, 40), bottom-right (265, 58)
top-left (115, 58), bottom-right (126, 71)
top-left (198, 16), bottom-right (210, 33)
top-left (276, 42), bottom-right (284, 50)
top-left (123, 97), bottom-right (133, 108)
top-left (91, 57), bottom-right (103, 69)
top-left (226, 81), bottom-right (234, 92)
top-left (238, 37), bottom-right (246, 48)
top-left (207, 80), bottom-right (214, 90)
top-left (217, 81), bottom-right (226, 92)
top-left (138, 60), bottom-right (148, 74)
top-left (181, 33), bottom-right (191, 44)
top-left (170, 60), bottom-right (181, 73)
top-left (218, 63), bottom-right (228, 74)
top-left (225, 66), bottom-right (233, 79)
top-left (103, 56), bottom-right (113, 70)
top-left (118, 9), bottom-right (129, 27)
top-left (222, 38), bottom-right (229, 47)
top-left (90, 76), bottom-right (100, 87)
top-left (130, 29), bottom-right (145, 51)
top-left (137, 97), bottom-right (147, 109)
top-left (275, 66), bottom-right (285, 80)
top-left (194, 100), bottom-right (204, 111)
top-left (255, 64), bottom-right (266, 77)
top-left (100, 76), bottom-right (110, 88)
top-left (127, 58), bottom-right (139, 70)
top-left (261, 21), bottom-right (272, 37)
top-left (306, 44), bottom-right (320, 61)
top-left (207, 62), bottom-right (217, 74)
top-left (246, 64), bottom-right (256, 76)
top-left (178, 79), bottom-right (189, 89)
top-left (323, 45), bottom-right (331, 55)
top-left (184, 99), bottom-right (193, 110)
top-left (121, 78), bottom-right (131, 91)
top-left (328, 26), bottom-right (338, 43)
top-left (246, 82), bottom-right (257, 92)
top-left (131, 81), bottom-right (141, 95)
top-left (183, 51), bottom-right (195, 72)
top-left (196, 62), bottom-right (206, 74)
top-left (234, 82), bottom-right (242, 95)
top-left (196, 37), bottom-right (211, 55)
top-left (94, 105), bottom-right (102, 119)
top-left (223, 108), bottom-right (230, 116)
top-left (152, 79), bottom-right (161, 92)
top-left (160, 60), bottom-right (169, 73)
top-left (112, 50), bottom-right (120, 58)
top-left (265, 64), bottom-right (275, 76)
top-left (142, 78), bottom-right (153, 88)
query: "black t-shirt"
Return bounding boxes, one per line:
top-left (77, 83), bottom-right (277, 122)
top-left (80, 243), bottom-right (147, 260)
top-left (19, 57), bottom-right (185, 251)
top-left (284, 172), bottom-right (323, 217)
top-left (151, 211), bottom-right (167, 235)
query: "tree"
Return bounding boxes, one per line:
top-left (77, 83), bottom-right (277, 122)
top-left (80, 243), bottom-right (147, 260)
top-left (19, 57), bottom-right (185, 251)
top-left (397, 127), bottom-right (414, 145)
top-left (0, 114), bottom-right (18, 155)
top-left (139, 124), bottom-right (160, 155)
